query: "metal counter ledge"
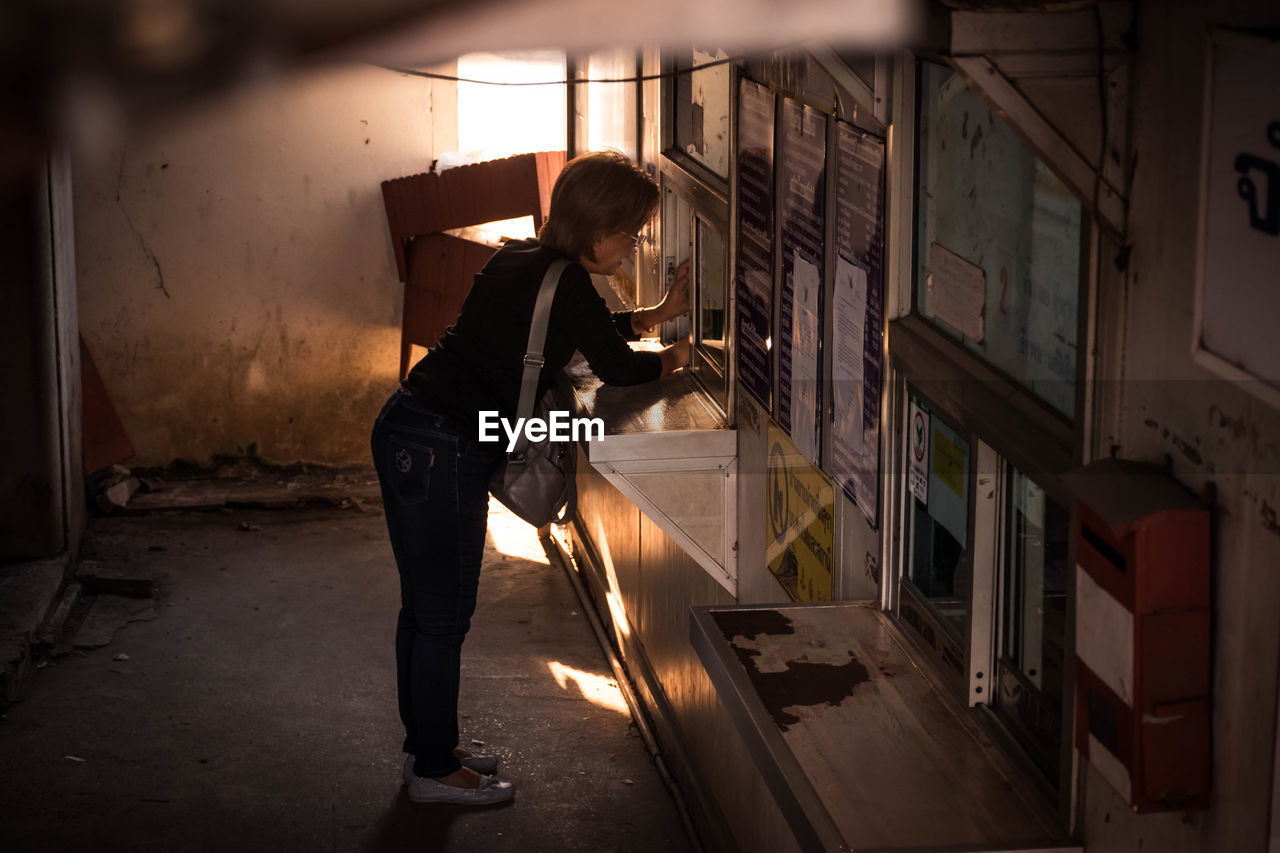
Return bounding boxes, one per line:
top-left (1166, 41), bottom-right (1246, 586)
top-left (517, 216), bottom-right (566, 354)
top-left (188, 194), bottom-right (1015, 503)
top-left (690, 601), bottom-right (1082, 853)
top-left (560, 344), bottom-right (729, 432)
top-left (557, 347), bottom-right (739, 594)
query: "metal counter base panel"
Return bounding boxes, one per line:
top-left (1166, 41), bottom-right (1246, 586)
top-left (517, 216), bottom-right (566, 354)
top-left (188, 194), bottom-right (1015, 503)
top-left (562, 351), bottom-right (738, 594)
top-left (690, 602), bottom-right (1081, 853)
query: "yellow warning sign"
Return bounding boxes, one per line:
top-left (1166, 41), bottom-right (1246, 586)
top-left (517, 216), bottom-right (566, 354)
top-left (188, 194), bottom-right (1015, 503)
top-left (766, 419), bottom-right (834, 602)
top-left (933, 427), bottom-right (966, 498)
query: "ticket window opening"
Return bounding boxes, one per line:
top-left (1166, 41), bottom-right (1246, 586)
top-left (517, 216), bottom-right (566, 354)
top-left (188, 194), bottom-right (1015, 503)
top-left (996, 466), bottom-right (1070, 785)
top-left (661, 184), bottom-right (729, 411)
top-left (898, 393), bottom-right (975, 697)
top-left (901, 394), bottom-right (1073, 790)
top-left (903, 401), bottom-right (972, 641)
top-left (695, 215), bottom-right (728, 383)
top-left (661, 186), bottom-right (692, 346)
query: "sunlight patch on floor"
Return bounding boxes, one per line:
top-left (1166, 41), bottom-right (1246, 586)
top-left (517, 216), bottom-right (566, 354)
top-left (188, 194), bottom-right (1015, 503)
top-left (547, 661), bottom-right (629, 715)
top-left (487, 499), bottom-right (549, 564)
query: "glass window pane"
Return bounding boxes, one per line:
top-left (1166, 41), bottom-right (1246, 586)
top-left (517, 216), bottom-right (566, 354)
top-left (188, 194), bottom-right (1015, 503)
top-left (671, 48), bottom-right (732, 179)
top-left (904, 397), bottom-right (971, 640)
top-left (915, 61), bottom-right (1082, 417)
top-left (996, 466), bottom-right (1069, 782)
top-left (661, 186), bottom-right (692, 344)
top-left (696, 216), bottom-right (727, 375)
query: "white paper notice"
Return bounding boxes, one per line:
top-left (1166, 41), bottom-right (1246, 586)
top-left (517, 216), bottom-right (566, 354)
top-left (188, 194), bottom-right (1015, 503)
top-left (927, 243), bottom-right (986, 342)
top-left (832, 258), bottom-right (868, 455)
top-left (791, 253), bottom-right (821, 463)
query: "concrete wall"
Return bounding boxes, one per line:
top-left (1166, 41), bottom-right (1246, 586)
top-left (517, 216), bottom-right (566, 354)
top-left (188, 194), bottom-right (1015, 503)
top-left (1086, 2), bottom-right (1280, 850)
top-left (74, 62), bottom-right (456, 467)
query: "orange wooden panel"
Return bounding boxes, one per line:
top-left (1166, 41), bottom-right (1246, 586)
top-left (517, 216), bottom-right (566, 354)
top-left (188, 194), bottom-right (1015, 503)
top-left (398, 235), bottom-right (496, 378)
top-left (380, 152), bottom-right (566, 253)
top-left (381, 151), bottom-right (566, 376)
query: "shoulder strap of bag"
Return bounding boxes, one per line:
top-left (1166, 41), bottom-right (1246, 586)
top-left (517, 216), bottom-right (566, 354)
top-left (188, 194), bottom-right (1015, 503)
top-left (515, 258), bottom-right (570, 427)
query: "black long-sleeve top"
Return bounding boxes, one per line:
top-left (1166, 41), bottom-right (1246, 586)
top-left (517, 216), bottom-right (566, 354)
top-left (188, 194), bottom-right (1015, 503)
top-left (404, 238), bottom-right (662, 439)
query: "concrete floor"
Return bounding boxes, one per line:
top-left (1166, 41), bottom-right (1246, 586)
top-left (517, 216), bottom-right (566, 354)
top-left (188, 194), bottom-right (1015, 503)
top-left (0, 490), bottom-right (695, 852)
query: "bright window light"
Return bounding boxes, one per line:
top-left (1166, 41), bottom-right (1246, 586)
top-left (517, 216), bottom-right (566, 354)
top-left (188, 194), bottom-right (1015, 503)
top-left (456, 50), bottom-right (566, 161)
top-left (451, 50), bottom-right (566, 244)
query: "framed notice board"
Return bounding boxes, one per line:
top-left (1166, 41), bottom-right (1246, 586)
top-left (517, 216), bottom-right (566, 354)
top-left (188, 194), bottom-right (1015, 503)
top-left (829, 121), bottom-right (885, 528)
top-left (777, 98), bottom-right (827, 466)
top-left (736, 78), bottom-right (775, 411)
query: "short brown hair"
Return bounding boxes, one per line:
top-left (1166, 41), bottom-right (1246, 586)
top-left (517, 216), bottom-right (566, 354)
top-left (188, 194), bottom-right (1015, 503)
top-left (538, 151), bottom-right (659, 261)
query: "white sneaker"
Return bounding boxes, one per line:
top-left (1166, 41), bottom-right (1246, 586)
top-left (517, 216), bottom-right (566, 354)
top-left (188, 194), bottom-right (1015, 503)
top-left (406, 770), bottom-right (514, 806)
top-left (403, 752), bottom-right (498, 782)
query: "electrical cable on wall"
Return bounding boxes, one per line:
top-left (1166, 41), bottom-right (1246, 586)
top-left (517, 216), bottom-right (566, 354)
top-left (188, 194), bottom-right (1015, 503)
top-left (374, 54), bottom-right (741, 86)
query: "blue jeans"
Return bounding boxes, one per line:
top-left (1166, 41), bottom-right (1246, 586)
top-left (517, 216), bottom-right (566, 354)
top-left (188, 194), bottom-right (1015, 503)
top-left (371, 389), bottom-right (503, 779)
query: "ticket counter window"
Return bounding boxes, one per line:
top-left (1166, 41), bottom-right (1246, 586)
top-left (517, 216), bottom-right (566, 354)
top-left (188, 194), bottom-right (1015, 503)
top-left (902, 398), bottom-right (972, 644)
top-left (670, 47), bottom-right (732, 181)
top-left (662, 177), bottom-right (729, 411)
top-left (662, 186), bottom-right (693, 344)
top-left (696, 216), bottom-right (728, 382)
top-left (914, 60), bottom-right (1084, 418)
top-left (996, 467), bottom-right (1069, 782)
top-left (891, 60), bottom-right (1084, 814)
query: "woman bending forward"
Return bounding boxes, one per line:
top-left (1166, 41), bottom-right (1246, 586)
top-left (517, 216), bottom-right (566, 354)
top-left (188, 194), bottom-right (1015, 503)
top-left (370, 151), bottom-right (690, 805)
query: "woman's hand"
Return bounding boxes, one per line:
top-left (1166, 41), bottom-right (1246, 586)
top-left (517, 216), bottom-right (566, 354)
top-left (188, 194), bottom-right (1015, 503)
top-left (659, 260), bottom-right (691, 320)
top-left (659, 339), bottom-right (692, 377)
top-left (631, 260), bottom-right (692, 335)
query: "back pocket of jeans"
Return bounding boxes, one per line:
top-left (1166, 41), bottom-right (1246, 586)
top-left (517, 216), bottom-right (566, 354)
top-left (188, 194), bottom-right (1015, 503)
top-left (386, 435), bottom-right (434, 504)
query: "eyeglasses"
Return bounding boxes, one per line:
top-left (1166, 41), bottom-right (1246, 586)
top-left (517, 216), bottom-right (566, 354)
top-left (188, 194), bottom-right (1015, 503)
top-left (621, 231), bottom-right (650, 247)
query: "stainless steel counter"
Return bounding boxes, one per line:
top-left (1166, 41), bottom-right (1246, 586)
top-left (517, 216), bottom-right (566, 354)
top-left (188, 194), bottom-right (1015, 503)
top-left (690, 601), bottom-right (1081, 853)
top-left (562, 346), bottom-right (730, 436)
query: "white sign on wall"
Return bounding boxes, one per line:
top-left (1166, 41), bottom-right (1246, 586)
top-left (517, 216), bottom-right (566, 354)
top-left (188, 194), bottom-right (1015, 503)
top-left (908, 400), bottom-right (929, 503)
top-left (1195, 30), bottom-right (1280, 404)
top-left (927, 242), bottom-right (986, 343)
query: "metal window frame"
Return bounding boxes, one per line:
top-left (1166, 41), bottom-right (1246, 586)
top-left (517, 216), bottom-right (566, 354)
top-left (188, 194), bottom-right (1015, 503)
top-left (894, 50), bottom-right (1096, 489)
top-left (894, 384), bottom-right (979, 694)
top-left (969, 438), bottom-right (1000, 708)
top-left (650, 49), bottom-right (738, 420)
top-left (884, 50), bottom-right (1091, 827)
top-left (983, 456), bottom-right (1080, 827)
top-left (659, 154), bottom-right (732, 419)
top-left (662, 48), bottom-right (734, 196)
top-left (949, 56), bottom-right (1126, 238)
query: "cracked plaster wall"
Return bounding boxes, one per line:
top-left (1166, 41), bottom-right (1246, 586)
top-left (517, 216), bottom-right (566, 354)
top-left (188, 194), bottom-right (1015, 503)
top-left (74, 62), bottom-right (457, 467)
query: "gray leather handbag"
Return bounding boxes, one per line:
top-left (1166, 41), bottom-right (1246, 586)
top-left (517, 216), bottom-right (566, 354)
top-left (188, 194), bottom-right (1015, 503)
top-left (487, 259), bottom-right (576, 527)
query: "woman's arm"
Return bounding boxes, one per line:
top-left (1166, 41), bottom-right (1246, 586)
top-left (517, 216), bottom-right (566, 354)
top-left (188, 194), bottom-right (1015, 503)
top-left (564, 260), bottom-right (691, 384)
